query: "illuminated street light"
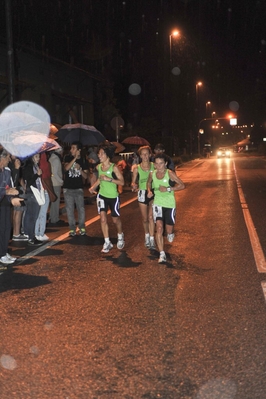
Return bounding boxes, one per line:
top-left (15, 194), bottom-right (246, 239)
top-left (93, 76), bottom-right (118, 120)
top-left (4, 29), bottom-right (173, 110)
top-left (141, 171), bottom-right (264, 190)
top-left (196, 81), bottom-right (202, 107)
top-left (206, 101), bottom-right (211, 117)
top-left (169, 30), bottom-right (179, 63)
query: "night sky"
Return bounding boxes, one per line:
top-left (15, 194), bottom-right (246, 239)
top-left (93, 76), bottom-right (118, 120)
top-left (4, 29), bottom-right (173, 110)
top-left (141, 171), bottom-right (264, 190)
top-left (1, 0), bottom-right (266, 144)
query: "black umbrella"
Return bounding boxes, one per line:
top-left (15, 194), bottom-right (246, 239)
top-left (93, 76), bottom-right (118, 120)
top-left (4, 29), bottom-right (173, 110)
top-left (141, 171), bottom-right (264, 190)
top-left (57, 123), bottom-right (105, 145)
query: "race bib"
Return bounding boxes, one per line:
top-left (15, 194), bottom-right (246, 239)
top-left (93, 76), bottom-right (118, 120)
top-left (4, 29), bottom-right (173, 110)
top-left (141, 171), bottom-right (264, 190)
top-left (138, 189), bottom-right (146, 203)
top-left (153, 204), bottom-right (162, 220)
top-left (97, 198), bottom-right (105, 213)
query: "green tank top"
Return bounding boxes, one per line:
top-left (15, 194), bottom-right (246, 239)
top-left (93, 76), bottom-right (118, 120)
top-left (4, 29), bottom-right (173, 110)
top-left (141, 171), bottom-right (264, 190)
top-left (138, 163), bottom-right (154, 190)
top-left (152, 169), bottom-right (175, 208)
top-left (98, 163), bottom-right (118, 198)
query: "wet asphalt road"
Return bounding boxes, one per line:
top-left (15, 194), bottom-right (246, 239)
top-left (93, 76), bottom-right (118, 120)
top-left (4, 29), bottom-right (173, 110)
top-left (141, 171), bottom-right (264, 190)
top-left (1, 154), bottom-right (266, 398)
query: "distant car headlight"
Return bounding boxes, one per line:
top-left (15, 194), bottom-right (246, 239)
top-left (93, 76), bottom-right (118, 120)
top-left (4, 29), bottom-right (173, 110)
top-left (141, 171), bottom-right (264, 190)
top-left (217, 151), bottom-right (222, 156)
top-left (225, 150), bottom-right (231, 156)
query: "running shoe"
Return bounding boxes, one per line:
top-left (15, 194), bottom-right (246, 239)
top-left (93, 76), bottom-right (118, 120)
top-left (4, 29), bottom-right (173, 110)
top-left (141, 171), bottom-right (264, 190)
top-left (12, 234), bottom-right (29, 241)
top-left (6, 253), bottom-right (16, 262)
top-left (149, 237), bottom-right (156, 250)
top-left (36, 234), bottom-right (49, 241)
top-left (27, 239), bottom-right (43, 246)
top-left (79, 228), bottom-right (86, 236)
top-left (145, 236), bottom-right (150, 248)
top-left (117, 233), bottom-right (125, 250)
top-left (167, 233), bottom-right (175, 243)
top-left (158, 252), bottom-right (167, 264)
top-left (0, 255), bottom-right (14, 264)
top-left (101, 242), bottom-right (113, 253)
top-left (69, 230), bottom-right (76, 237)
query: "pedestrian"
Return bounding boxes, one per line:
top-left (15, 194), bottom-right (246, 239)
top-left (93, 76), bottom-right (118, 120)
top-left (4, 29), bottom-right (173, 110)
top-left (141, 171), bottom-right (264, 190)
top-left (0, 148), bottom-right (24, 269)
top-left (22, 153), bottom-right (43, 246)
top-left (35, 152), bottom-right (57, 241)
top-left (63, 141), bottom-right (88, 236)
top-left (131, 145), bottom-right (156, 249)
top-left (116, 155), bottom-right (127, 194)
top-left (147, 152), bottom-right (185, 263)
top-left (48, 148), bottom-right (65, 225)
top-left (153, 143), bottom-right (175, 171)
top-left (86, 146), bottom-right (99, 189)
top-left (9, 155), bottom-right (28, 241)
top-left (89, 143), bottom-right (125, 253)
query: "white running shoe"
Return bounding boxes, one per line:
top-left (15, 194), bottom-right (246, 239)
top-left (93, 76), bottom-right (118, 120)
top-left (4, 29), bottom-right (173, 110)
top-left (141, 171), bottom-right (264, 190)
top-left (37, 234), bottom-right (49, 241)
top-left (117, 233), bottom-right (125, 250)
top-left (149, 237), bottom-right (156, 250)
top-left (158, 252), bottom-right (167, 263)
top-left (101, 242), bottom-right (114, 253)
top-left (167, 233), bottom-right (175, 243)
top-left (0, 255), bottom-right (14, 264)
top-left (145, 236), bottom-right (150, 248)
top-left (6, 253), bottom-right (16, 262)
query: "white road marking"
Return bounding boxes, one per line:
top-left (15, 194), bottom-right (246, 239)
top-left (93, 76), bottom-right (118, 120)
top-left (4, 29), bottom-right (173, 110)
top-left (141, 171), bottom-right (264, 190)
top-left (233, 161), bottom-right (266, 273)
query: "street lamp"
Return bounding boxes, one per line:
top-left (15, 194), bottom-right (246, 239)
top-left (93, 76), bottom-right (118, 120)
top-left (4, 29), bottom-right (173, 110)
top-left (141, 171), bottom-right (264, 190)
top-left (206, 101), bottom-right (211, 117)
top-left (169, 30), bottom-right (179, 64)
top-left (196, 81), bottom-right (202, 107)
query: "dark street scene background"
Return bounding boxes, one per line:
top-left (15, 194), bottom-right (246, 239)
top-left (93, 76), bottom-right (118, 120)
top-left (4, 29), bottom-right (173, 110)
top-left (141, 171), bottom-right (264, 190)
top-left (1, 0), bottom-right (266, 398)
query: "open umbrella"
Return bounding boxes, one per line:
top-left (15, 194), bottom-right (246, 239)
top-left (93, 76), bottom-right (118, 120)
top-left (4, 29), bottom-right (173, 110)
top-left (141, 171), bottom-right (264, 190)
top-left (122, 135), bottom-right (150, 146)
top-left (1, 132), bottom-right (59, 158)
top-left (37, 137), bottom-right (62, 153)
top-left (57, 123), bottom-right (105, 146)
top-left (49, 123), bottom-right (60, 140)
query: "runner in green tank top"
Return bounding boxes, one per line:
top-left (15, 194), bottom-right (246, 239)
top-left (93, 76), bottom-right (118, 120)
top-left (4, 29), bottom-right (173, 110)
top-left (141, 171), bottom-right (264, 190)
top-left (131, 146), bottom-right (156, 249)
top-left (147, 152), bottom-right (185, 264)
top-left (89, 143), bottom-right (125, 253)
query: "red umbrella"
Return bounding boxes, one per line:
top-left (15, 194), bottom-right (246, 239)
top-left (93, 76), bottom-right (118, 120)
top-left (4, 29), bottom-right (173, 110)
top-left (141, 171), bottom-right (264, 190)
top-left (122, 136), bottom-right (150, 146)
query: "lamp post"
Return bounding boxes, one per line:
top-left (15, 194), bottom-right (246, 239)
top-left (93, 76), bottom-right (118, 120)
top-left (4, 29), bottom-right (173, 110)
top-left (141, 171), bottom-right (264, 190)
top-left (196, 81), bottom-right (202, 108)
top-left (206, 101), bottom-right (211, 117)
top-left (169, 30), bottom-right (179, 64)
top-left (169, 29), bottom-right (180, 143)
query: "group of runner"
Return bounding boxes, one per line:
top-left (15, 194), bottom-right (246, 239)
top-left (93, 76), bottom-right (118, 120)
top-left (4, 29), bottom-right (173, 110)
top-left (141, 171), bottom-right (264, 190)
top-left (89, 143), bottom-right (185, 264)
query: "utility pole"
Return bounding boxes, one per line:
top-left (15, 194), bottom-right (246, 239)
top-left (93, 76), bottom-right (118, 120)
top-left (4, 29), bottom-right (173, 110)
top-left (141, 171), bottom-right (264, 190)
top-left (5, 0), bottom-right (15, 104)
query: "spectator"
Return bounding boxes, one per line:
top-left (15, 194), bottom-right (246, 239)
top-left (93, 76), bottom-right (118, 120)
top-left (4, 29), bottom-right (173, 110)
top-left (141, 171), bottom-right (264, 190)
top-left (63, 141), bottom-right (88, 236)
top-left (9, 156), bottom-right (28, 241)
top-left (153, 143), bottom-right (175, 171)
top-left (35, 152), bottom-right (57, 241)
top-left (0, 148), bottom-right (24, 268)
top-left (86, 146), bottom-right (99, 189)
top-left (48, 148), bottom-right (65, 225)
top-left (22, 153), bottom-right (43, 246)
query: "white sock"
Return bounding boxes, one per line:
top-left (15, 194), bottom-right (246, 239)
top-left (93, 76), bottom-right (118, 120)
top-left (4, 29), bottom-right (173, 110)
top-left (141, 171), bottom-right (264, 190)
top-left (105, 238), bottom-right (110, 244)
top-left (118, 233), bottom-right (124, 240)
top-left (145, 233), bottom-right (150, 239)
top-left (160, 251), bottom-right (165, 256)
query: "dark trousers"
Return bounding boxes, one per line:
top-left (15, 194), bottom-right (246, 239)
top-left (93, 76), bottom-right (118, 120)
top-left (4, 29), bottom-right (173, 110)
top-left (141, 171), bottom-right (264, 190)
top-left (23, 194), bottom-right (40, 240)
top-left (0, 204), bottom-right (11, 258)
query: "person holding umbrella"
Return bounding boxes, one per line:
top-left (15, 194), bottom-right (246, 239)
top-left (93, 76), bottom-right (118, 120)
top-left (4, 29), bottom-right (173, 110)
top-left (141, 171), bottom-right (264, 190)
top-left (89, 143), bottom-right (125, 253)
